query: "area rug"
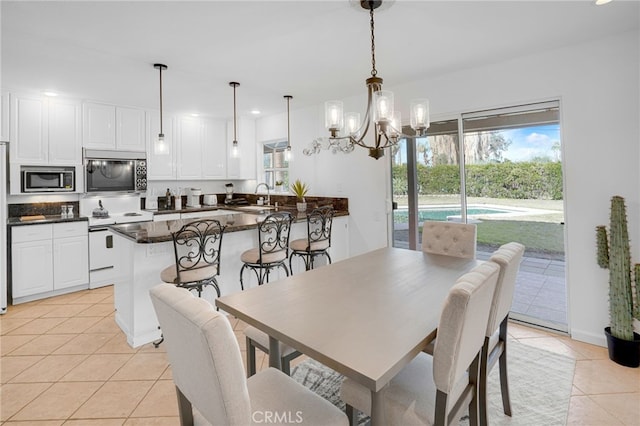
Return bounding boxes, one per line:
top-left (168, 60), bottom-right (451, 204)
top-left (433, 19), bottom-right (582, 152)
top-left (291, 340), bottom-right (575, 425)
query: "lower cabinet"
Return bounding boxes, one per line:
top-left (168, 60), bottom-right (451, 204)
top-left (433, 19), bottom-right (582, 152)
top-left (11, 222), bottom-right (89, 301)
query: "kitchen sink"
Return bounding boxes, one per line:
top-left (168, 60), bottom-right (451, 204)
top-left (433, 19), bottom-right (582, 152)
top-left (234, 205), bottom-right (277, 213)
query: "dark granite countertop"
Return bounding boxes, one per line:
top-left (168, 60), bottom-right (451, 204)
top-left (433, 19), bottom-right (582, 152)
top-left (110, 208), bottom-right (349, 244)
top-left (7, 215), bottom-right (89, 227)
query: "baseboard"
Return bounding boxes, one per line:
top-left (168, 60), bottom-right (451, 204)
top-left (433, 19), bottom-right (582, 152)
top-left (569, 328), bottom-right (607, 348)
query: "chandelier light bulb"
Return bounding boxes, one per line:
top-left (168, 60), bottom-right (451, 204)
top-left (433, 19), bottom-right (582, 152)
top-left (410, 99), bottom-right (430, 135)
top-left (325, 101), bottom-right (344, 134)
top-left (345, 112), bottom-right (361, 136)
top-left (373, 90), bottom-right (394, 123)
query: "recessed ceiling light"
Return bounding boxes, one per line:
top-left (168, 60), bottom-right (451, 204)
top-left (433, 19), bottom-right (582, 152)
top-left (595, 0), bottom-right (612, 5)
top-left (191, 113), bottom-right (200, 117)
top-left (251, 109), bottom-right (261, 115)
top-left (42, 91), bottom-right (58, 97)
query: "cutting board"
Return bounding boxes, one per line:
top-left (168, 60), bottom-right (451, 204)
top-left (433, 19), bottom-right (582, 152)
top-left (19, 215), bottom-right (46, 222)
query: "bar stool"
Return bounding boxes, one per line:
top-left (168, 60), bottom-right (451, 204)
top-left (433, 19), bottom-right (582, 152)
top-left (154, 219), bottom-right (226, 347)
top-left (239, 211), bottom-right (294, 290)
top-left (289, 206), bottom-right (335, 273)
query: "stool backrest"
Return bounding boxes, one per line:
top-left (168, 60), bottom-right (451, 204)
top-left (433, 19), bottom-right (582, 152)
top-left (172, 219), bottom-right (226, 282)
top-left (258, 211), bottom-right (294, 263)
top-left (306, 206), bottom-right (335, 249)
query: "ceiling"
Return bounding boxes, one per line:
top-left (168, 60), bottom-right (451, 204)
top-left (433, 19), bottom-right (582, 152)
top-left (2, 1), bottom-right (638, 120)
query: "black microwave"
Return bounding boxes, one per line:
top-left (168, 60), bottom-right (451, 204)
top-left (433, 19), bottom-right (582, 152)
top-left (21, 166), bottom-right (75, 193)
top-left (84, 149), bottom-right (147, 193)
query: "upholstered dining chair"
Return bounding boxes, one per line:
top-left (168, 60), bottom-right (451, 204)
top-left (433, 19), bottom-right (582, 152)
top-left (244, 325), bottom-right (301, 377)
top-left (240, 211), bottom-right (294, 290)
top-left (289, 205), bottom-right (335, 273)
top-left (479, 242), bottom-right (525, 426)
top-left (149, 284), bottom-right (348, 426)
top-left (160, 219), bottom-right (226, 299)
top-left (340, 261), bottom-right (500, 426)
top-left (422, 220), bottom-right (477, 259)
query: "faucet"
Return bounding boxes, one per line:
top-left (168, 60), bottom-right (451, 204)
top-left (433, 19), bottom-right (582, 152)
top-left (255, 183), bottom-right (270, 206)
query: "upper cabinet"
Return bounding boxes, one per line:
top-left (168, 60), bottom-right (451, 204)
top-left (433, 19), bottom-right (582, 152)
top-left (1, 91), bottom-right (9, 141)
top-left (226, 117), bottom-right (256, 180)
top-left (146, 110), bottom-right (176, 180)
top-left (9, 93), bottom-right (81, 165)
top-left (175, 116), bottom-right (227, 180)
top-left (83, 102), bottom-right (145, 152)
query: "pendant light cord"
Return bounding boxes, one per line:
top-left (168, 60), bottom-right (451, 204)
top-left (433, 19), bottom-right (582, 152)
top-left (159, 66), bottom-right (164, 135)
top-left (370, 6), bottom-right (377, 77)
top-left (286, 95), bottom-right (292, 148)
top-left (233, 84), bottom-right (238, 141)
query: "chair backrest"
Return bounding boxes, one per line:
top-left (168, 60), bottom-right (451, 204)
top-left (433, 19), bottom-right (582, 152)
top-left (433, 261), bottom-right (500, 394)
top-left (486, 242), bottom-right (525, 337)
top-left (149, 284), bottom-right (252, 425)
top-left (306, 206), bottom-right (335, 250)
top-left (258, 211), bottom-right (294, 263)
top-left (422, 220), bottom-right (477, 259)
top-left (172, 219), bottom-right (226, 283)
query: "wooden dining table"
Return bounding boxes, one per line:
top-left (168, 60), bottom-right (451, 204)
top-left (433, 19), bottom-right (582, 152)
top-left (216, 247), bottom-right (482, 425)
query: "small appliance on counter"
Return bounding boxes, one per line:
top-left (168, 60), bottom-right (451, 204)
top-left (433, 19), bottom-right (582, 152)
top-left (187, 188), bottom-right (201, 208)
top-left (203, 194), bottom-right (218, 206)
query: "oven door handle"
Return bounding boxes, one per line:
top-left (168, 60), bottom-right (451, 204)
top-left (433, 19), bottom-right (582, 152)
top-left (89, 227), bottom-right (110, 232)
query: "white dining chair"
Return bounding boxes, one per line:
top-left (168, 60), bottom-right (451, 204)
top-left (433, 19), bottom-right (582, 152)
top-left (149, 283), bottom-right (348, 426)
top-left (245, 325), bottom-right (302, 377)
top-left (479, 242), bottom-right (525, 426)
top-left (340, 261), bottom-right (500, 426)
top-left (422, 220), bottom-right (477, 259)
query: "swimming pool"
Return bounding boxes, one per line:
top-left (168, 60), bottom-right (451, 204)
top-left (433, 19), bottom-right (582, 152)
top-left (393, 206), bottom-right (513, 223)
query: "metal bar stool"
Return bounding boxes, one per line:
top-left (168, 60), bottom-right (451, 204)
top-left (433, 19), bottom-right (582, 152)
top-left (239, 211), bottom-right (294, 290)
top-left (289, 206), bottom-right (335, 273)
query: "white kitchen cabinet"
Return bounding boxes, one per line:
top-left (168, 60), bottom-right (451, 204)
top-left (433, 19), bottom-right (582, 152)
top-left (1, 91), bottom-right (9, 141)
top-left (83, 102), bottom-right (145, 151)
top-left (146, 110), bottom-right (176, 180)
top-left (226, 117), bottom-right (256, 180)
top-left (10, 94), bottom-right (82, 165)
top-left (11, 222), bottom-right (89, 302)
top-left (176, 116), bottom-right (227, 180)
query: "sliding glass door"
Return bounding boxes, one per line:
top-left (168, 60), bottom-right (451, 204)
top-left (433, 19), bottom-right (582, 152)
top-left (391, 101), bottom-right (567, 331)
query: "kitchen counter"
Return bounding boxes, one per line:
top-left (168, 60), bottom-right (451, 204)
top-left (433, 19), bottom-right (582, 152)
top-left (113, 207), bottom-right (349, 243)
top-left (7, 214), bottom-right (89, 227)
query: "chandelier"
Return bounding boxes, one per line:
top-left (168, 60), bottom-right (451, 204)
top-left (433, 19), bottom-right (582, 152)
top-left (306, 0), bottom-right (430, 160)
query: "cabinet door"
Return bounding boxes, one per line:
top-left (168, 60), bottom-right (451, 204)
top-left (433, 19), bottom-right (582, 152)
top-left (202, 118), bottom-right (227, 179)
top-left (48, 99), bottom-right (82, 165)
top-left (53, 236), bottom-right (89, 289)
top-left (83, 102), bottom-right (116, 149)
top-left (10, 94), bottom-right (48, 164)
top-left (11, 240), bottom-right (54, 298)
top-left (116, 107), bottom-right (146, 152)
top-left (146, 111), bottom-right (176, 180)
top-left (176, 117), bottom-right (202, 179)
top-left (1, 91), bottom-right (9, 142)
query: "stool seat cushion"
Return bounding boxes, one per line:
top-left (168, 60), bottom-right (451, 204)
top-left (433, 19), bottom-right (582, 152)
top-left (290, 238), bottom-right (330, 252)
top-left (161, 261), bottom-right (219, 285)
top-left (240, 247), bottom-right (287, 265)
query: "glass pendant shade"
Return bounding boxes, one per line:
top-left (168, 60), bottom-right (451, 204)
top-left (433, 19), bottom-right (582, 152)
top-left (410, 99), bottom-right (430, 132)
top-left (284, 146), bottom-right (293, 162)
top-left (154, 133), bottom-right (167, 155)
top-left (345, 112), bottom-right (361, 137)
top-left (231, 141), bottom-right (239, 158)
top-left (325, 101), bottom-right (344, 131)
top-left (373, 90), bottom-right (394, 123)
top-left (389, 112), bottom-right (402, 138)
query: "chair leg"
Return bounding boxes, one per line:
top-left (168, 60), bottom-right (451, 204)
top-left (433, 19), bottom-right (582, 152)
top-left (325, 251), bottom-right (332, 265)
top-left (239, 264), bottom-right (247, 290)
top-left (498, 318), bottom-right (512, 416)
top-left (434, 390), bottom-right (448, 426)
top-left (468, 353), bottom-right (481, 426)
top-left (152, 326), bottom-right (164, 348)
top-left (281, 357), bottom-right (291, 376)
top-left (479, 337), bottom-right (490, 426)
top-left (345, 404), bottom-right (358, 426)
top-left (246, 336), bottom-right (257, 378)
top-left (175, 386), bottom-right (194, 426)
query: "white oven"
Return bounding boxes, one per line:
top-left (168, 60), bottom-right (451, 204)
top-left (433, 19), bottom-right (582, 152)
top-left (88, 227), bottom-right (118, 289)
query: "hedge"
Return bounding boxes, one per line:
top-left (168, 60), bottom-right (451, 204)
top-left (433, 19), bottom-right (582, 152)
top-left (392, 161), bottom-right (563, 200)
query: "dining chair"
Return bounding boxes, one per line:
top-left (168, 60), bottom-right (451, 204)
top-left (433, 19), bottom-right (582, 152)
top-left (239, 211), bottom-right (294, 290)
top-left (479, 242), bottom-right (525, 426)
top-left (244, 325), bottom-right (302, 377)
top-left (149, 284), bottom-right (349, 426)
top-left (289, 205), bottom-right (335, 273)
top-left (422, 220), bottom-right (477, 259)
top-left (340, 261), bottom-right (500, 426)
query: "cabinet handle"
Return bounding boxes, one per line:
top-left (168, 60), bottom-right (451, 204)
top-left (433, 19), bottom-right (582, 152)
top-left (106, 235), bottom-right (113, 248)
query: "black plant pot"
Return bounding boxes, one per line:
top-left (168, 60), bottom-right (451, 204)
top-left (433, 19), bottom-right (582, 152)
top-left (604, 327), bottom-right (640, 368)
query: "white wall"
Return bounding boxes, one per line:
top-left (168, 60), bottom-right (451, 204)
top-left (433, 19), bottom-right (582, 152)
top-left (256, 30), bottom-right (640, 347)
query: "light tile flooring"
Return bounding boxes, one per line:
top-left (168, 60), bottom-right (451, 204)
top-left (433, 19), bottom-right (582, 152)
top-left (1, 286), bottom-right (639, 425)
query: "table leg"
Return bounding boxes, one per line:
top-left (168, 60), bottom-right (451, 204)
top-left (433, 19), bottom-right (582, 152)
top-left (370, 386), bottom-right (387, 426)
top-left (268, 336), bottom-right (282, 370)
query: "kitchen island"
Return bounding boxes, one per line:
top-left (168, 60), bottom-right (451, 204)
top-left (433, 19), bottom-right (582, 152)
top-left (109, 207), bottom-right (349, 347)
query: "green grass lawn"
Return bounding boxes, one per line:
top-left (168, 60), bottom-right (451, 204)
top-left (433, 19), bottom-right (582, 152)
top-left (476, 219), bottom-right (565, 259)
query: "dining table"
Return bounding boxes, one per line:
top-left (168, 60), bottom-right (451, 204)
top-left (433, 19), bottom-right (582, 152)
top-left (216, 246), bottom-right (482, 426)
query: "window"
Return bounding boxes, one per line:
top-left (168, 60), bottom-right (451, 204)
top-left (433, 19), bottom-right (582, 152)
top-left (262, 140), bottom-right (289, 189)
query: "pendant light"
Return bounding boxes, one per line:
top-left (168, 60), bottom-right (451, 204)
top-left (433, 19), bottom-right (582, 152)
top-left (153, 63), bottom-right (168, 155)
top-left (229, 82), bottom-right (240, 159)
top-left (284, 95), bottom-right (293, 162)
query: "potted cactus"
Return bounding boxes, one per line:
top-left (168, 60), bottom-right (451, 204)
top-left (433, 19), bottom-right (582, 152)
top-left (596, 195), bottom-right (640, 367)
top-left (290, 179), bottom-right (309, 212)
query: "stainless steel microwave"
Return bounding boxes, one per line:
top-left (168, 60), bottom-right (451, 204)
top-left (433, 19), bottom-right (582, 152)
top-left (83, 149), bottom-right (147, 193)
top-left (21, 166), bottom-right (75, 193)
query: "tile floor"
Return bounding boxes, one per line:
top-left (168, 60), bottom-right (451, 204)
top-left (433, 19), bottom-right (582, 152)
top-left (1, 286), bottom-right (639, 425)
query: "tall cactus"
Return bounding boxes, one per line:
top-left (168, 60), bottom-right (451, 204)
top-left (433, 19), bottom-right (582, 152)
top-left (596, 195), bottom-right (639, 341)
